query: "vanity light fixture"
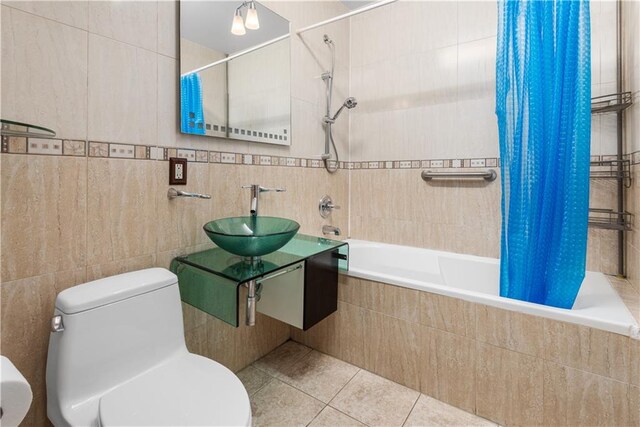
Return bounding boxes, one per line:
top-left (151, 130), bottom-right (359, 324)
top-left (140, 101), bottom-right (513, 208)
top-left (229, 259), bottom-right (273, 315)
top-left (231, 1), bottom-right (260, 35)
top-left (231, 8), bottom-right (246, 35)
top-left (245, 2), bottom-right (260, 30)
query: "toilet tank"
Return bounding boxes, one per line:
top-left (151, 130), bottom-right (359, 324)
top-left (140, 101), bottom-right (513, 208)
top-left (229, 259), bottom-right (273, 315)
top-left (46, 268), bottom-right (187, 426)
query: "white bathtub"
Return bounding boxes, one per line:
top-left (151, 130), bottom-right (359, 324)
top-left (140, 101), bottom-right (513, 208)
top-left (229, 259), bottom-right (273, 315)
top-left (345, 239), bottom-right (640, 338)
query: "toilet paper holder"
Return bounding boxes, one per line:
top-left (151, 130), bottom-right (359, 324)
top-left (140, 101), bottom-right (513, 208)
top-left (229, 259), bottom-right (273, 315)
top-left (0, 356), bottom-right (33, 426)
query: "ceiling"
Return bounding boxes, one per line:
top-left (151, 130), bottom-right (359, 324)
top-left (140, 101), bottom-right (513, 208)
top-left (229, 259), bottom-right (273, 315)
top-left (180, 1), bottom-right (289, 55)
top-left (341, 0), bottom-right (376, 10)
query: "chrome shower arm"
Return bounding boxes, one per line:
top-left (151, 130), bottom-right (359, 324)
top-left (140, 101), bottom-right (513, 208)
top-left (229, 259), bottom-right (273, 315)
top-left (331, 104), bottom-right (347, 121)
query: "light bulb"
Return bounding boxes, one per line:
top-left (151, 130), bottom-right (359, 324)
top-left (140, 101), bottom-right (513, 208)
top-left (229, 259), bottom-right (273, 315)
top-left (245, 3), bottom-right (259, 30)
top-left (231, 10), bottom-right (246, 35)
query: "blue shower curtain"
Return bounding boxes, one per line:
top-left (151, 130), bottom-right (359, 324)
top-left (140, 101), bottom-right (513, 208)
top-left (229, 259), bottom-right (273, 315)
top-left (496, 0), bottom-right (591, 309)
top-left (181, 73), bottom-right (206, 135)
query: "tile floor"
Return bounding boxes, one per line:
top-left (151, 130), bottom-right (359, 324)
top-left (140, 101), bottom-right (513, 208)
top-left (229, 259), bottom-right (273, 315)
top-left (237, 340), bottom-right (497, 427)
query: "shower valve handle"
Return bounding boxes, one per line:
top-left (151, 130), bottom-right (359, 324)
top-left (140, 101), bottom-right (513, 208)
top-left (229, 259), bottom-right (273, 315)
top-left (319, 195), bottom-right (340, 218)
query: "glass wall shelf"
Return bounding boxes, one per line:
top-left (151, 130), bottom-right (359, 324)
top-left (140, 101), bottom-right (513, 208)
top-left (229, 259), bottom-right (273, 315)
top-left (1, 119), bottom-right (56, 138)
top-left (170, 233), bottom-right (348, 326)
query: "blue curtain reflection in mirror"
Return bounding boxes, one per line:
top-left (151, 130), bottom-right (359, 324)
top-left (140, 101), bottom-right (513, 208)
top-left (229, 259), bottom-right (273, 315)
top-left (181, 73), bottom-right (206, 135)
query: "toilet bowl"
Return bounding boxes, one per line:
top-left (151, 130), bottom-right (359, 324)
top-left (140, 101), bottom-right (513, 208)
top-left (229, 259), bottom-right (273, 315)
top-left (46, 268), bottom-right (251, 427)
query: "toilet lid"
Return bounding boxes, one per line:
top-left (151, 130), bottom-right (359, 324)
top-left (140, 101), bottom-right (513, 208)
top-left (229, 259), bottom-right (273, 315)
top-left (99, 353), bottom-right (251, 427)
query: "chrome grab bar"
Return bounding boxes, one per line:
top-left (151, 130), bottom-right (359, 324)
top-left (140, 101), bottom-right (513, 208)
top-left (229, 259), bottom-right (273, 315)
top-left (421, 169), bottom-right (497, 182)
top-left (167, 187), bottom-right (211, 199)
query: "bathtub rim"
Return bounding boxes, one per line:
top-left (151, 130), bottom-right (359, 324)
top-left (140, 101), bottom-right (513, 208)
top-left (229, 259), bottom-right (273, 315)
top-left (343, 239), bottom-right (640, 339)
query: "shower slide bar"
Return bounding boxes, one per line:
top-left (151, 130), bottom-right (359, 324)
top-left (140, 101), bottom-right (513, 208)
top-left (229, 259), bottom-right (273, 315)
top-left (421, 169), bottom-right (497, 182)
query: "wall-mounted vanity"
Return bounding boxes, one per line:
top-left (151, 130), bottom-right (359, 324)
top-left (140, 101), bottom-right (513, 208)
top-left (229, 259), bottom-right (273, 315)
top-left (170, 234), bottom-right (348, 330)
top-left (179, 1), bottom-right (291, 145)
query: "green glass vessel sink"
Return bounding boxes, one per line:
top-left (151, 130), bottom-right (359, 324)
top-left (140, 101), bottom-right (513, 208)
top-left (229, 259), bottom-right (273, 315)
top-left (203, 216), bottom-right (300, 258)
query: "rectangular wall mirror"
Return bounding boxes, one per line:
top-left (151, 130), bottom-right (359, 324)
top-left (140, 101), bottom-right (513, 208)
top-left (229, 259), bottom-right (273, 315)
top-left (180, 1), bottom-right (291, 146)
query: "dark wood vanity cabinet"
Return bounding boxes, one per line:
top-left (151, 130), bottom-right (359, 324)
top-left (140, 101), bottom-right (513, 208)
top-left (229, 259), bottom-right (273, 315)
top-left (303, 249), bottom-right (339, 330)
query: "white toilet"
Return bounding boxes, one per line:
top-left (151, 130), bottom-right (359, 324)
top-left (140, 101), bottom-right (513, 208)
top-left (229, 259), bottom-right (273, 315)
top-left (46, 268), bottom-right (251, 427)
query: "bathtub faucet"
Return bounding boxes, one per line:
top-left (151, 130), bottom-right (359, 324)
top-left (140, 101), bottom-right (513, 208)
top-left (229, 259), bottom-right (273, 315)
top-left (322, 225), bottom-right (341, 236)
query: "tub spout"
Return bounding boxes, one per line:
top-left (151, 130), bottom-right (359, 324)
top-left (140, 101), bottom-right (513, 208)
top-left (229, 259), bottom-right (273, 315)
top-left (322, 225), bottom-right (341, 236)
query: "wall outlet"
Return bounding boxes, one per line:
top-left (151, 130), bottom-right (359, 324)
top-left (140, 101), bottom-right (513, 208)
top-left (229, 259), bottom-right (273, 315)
top-left (169, 157), bottom-right (187, 185)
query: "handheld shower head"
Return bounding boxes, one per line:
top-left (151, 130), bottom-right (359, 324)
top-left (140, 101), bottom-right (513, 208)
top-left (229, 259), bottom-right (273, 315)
top-left (331, 97), bottom-right (358, 121)
top-left (344, 97), bottom-right (357, 109)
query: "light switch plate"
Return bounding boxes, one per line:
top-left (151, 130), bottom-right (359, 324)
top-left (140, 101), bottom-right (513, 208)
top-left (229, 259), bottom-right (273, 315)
top-left (169, 157), bottom-right (187, 185)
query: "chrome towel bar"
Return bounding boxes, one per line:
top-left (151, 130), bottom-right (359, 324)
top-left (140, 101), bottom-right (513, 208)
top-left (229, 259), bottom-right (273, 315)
top-left (167, 187), bottom-right (211, 199)
top-left (421, 169), bottom-right (497, 182)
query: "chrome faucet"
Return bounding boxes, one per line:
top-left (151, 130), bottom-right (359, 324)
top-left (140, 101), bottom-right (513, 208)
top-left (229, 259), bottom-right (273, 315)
top-left (242, 184), bottom-right (286, 217)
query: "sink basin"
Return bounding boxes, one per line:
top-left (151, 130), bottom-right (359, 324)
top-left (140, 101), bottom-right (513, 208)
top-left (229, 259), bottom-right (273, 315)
top-left (203, 216), bottom-right (300, 258)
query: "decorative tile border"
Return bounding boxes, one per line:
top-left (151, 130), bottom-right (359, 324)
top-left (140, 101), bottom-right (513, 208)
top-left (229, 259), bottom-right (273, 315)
top-left (4, 136), bottom-right (639, 169)
top-left (345, 157), bottom-right (501, 170)
top-left (2, 136), bottom-right (86, 157)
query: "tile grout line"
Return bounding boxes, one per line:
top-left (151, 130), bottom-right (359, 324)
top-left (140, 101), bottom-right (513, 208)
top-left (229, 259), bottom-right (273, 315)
top-left (269, 347), bottom-right (365, 406)
top-left (251, 346), bottom-right (366, 424)
top-left (304, 403), bottom-right (328, 427)
top-left (325, 366), bottom-right (362, 407)
top-left (326, 367), bottom-right (362, 409)
top-left (250, 373), bottom-right (327, 422)
top-left (2, 3), bottom-right (87, 32)
top-left (249, 375), bottom-right (275, 399)
top-left (400, 392), bottom-right (422, 427)
top-left (250, 342), bottom-right (314, 379)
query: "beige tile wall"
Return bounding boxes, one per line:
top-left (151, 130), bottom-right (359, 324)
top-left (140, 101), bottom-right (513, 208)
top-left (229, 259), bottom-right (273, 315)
top-left (291, 276), bottom-right (640, 426)
top-left (350, 167), bottom-right (502, 257)
top-left (627, 164), bottom-right (640, 293)
top-left (349, 167), bottom-right (619, 274)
